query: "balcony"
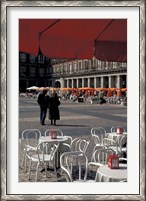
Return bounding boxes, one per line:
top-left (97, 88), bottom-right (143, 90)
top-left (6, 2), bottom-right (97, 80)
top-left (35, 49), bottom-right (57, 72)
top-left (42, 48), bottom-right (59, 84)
top-left (52, 67), bottom-right (127, 78)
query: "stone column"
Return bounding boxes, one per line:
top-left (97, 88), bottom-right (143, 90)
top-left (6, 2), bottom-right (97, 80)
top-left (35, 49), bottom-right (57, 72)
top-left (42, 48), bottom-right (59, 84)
top-left (101, 76), bottom-right (104, 88)
top-left (88, 78), bottom-right (90, 87)
top-left (67, 79), bottom-right (69, 88)
top-left (94, 77), bottom-right (97, 88)
top-left (108, 76), bottom-right (112, 88)
top-left (82, 78), bottom-right (84, 88)
top-left (60, 78), bottom-right (64, 88)
top-left (72, 79), bottom-right (74, 88)
top-left (117, 75), bottom-right (121, 88)
top-left (76, 79), bottom-right (79, 88)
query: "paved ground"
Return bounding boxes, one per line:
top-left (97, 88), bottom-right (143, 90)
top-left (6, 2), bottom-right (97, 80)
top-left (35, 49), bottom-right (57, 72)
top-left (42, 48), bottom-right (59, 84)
top-left (19, 96), bottom-right (127, 182)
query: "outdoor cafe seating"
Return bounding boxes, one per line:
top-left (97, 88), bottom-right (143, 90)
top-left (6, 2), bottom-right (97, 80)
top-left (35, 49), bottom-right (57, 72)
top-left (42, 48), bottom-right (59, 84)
top-left (26, 141), bottom-right (59, 182)
top-left (20, 129), bottom-right (42, 172)
top-left (19, 126), bottom-right (127, 182)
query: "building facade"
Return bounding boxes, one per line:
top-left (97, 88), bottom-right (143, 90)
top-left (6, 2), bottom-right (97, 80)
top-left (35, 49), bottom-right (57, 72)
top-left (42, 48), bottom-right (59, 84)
top-left (19, 52), bottom-right (127, 92)
top-left (19, 52), bottom-right (52, 92)
top-left (51, 58), bottom-right (127, 89)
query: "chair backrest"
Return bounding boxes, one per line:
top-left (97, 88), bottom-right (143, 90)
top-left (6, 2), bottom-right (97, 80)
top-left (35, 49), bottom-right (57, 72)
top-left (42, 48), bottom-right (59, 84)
top-left (102, 138), bottom-right (117, 146)
top-left (21, 129), bottom-right (42, 148)
top-left (60, 151), bottom-right (88, 182)
top-left (70, 137), bottom-right (81, 151)
top-left (70, 138), bottom-right (90, 154)
top-left (44, 129), bottom-right (63, 137)
top-left (59, 136), bottom-right (73, 153)
top-left (36, 141), bottom-right (59, 162)
top-left (92, 134), bottom-right (101, 146)
top-left (93, 148), bottom-right (116, 165)
top-left (102, 138), bottom-right (118, 153)
top-left (90, 145), bottom-right (106, 162)
top-left (91, 127), bottom-right (107, 144)
top-left (78, 139), bottom-right (90, 153)
top-left (63, 136), bottom-right (72, 145)
top-left (116, 135), bottom-right (127, 156)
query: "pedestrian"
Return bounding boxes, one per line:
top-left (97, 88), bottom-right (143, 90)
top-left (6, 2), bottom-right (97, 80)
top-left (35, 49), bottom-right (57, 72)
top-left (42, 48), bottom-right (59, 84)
top-left (48, 92), bottom-right (61, 125)
top-left (37, 89), bottom-right (49, 125)
top-left (99, 91), bottom-right (106, 105)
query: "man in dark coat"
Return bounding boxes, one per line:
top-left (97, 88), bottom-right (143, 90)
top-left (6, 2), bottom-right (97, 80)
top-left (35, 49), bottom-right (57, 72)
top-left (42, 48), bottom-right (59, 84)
top-left (48, 92), bottom-right (60, 125)
top-left (37, 89), bottom-right (49, 125)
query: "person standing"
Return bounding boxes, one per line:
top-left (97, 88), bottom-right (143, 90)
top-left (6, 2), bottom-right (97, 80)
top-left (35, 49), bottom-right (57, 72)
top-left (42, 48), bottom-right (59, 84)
top-left (37, 89), bottom-right (49, 125)
top-left (48, 92), bottom-right (61, 125)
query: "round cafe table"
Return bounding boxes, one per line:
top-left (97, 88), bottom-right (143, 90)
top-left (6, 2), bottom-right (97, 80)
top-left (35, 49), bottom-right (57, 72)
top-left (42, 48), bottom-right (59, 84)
top-left (39, 136), bottom-right (69, 143)
top-left (95, 164), bottom-right (127, 182)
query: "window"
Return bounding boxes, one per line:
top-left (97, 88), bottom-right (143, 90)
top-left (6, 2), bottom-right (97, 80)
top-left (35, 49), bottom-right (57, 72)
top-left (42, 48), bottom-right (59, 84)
top-left (98, 60), bottom-right (101, 70)
top-left (78, 61), bottom-right (82, 72)
top-left (73, 63), bottom-right (77, 72)
top-left (113, 62), bottom-right (117, 69)
top-left (84, 60), bottom-right (88, 70)
top-left (121, 62), bottom-right (127, 68)
top-left (46, 68), bottom-right (52, 74)
top-left (68, 64), bottom-right (72, 74)
top-left (38, 55), bottom-right (45, 63)
top-left (101, 61), bottom-right (105, 69)
top-left (108, 62), bottom-right (113, 69)
top-left (39, 68), bottom-right (44, 76)
top-left (57, 66), bottom-right (60, 73)
top-left (64, 64), bottom-right (67, 73)
top-left (20, 66), bottom-right (26, 76)
top-left (30, 55), bottom-right (36, 63)
top-left (30, 67), bottom-right (35, 76)
top-left (91, 58), bottom-right (94, 68)
top-left (20, 53), bottom-right (26, 62)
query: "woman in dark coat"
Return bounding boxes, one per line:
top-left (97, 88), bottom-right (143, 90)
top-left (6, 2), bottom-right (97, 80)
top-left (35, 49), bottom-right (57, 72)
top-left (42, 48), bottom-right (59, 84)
top-left (48, 92), bottom-right (61, 125)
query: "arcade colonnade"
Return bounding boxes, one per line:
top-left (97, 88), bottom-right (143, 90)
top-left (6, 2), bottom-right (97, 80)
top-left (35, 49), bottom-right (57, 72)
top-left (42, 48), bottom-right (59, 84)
top-left (59, 73), bottom-right (127, 89)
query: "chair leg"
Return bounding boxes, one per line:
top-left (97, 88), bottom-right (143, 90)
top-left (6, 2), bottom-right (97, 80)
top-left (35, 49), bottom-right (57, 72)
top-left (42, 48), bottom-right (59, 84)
top-left (35, 163), bottom-right (40, 182)
top-left (45, 162), bottom-right (47, 177)
top-left (28, 159), bottom-right (32, 180)
top-left (21, 152), bottom-right (25, 168)
top-left (24, 154), bottom-right (27, 172)
top-left (53, 161), bottom-right (58, 181)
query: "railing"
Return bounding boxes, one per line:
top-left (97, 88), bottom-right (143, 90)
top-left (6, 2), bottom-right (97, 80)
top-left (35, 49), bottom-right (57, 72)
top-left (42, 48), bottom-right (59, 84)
top-left (52, 67), bottom-right (127, 78)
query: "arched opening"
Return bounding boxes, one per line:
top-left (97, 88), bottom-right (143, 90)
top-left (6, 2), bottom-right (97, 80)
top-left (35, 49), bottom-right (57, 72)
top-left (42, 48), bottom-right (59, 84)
top-left (54, 81), bottom-right (61, 88)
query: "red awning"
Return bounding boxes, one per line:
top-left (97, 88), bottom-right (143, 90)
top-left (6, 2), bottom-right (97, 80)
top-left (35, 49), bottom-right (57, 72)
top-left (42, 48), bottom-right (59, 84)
top-left (19, 19), bottom-right (127, 61)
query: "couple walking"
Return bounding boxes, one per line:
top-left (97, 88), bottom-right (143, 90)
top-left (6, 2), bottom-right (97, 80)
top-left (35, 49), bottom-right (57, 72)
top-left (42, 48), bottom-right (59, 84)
top-left (37, 90), bottom-right (60, 126)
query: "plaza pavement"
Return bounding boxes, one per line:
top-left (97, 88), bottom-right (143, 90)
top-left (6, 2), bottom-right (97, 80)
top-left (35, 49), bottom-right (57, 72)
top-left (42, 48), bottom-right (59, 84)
top-left (19, 96), bottom-right (127, 182)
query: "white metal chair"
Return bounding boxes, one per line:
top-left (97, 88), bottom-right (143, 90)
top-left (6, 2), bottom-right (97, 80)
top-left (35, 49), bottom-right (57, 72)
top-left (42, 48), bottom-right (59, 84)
top-left (70, 137), bottom-right (81, 151)
top-left (91, 127), bottom-right (107, 146)
top-left (102, 137), bottom-right (119, 154)
top-left (116, 135), bottom-right (127, 157)
top-left (103, 135), bottom-right (127, 157)
top-left (27, 141), bottom-right (59, 182)
top-left (20, 129), bottom-right (42, 172)
top-left (44, 129), bottom-right (64, 137)
top-left (65, 137), bottom-right (90, 154)
top-left (88, 148), bottom-right (116, 181)
top-left (60, 151), bottom-right (88, 182)
top-left (77, 139), bottom-right (90, 154)
top-left (59, 135), bottom-right (73, 153)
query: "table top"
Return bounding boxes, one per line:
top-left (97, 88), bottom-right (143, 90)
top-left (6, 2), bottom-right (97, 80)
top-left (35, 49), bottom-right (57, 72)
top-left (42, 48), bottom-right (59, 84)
top-left (39, 136), bottom-right (69, 143)
top-left (107, 132), bottom-right (127, 137)
top-left (96, 164), bottom-right (127, 182)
